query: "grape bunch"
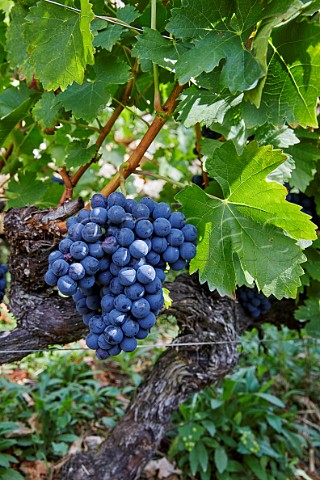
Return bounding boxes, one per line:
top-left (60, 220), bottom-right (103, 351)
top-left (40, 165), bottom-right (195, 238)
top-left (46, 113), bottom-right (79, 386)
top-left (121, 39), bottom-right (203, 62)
top-left (237, 286), bottom-right (272, 318)
top-left (0, 263), bottom-right (8, 302)
top-left (45, 193), bottom-right (198, 359)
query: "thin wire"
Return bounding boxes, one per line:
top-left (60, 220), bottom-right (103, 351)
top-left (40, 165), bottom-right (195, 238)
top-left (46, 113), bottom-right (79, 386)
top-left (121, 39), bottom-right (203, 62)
top-left (1, 337), bottom-right (319, 354)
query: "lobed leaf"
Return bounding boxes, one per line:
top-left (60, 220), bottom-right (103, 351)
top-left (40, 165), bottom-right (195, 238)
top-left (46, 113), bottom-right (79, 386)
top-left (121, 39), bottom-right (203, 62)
top-left (24, 1), bottom-right (95, 91)
top-left (176, 141), bottom-right (317, 298)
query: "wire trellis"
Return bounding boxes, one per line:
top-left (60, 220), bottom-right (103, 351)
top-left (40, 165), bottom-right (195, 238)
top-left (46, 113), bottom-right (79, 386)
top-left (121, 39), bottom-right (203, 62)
top-left (1, 337), bottom-right (319, 355)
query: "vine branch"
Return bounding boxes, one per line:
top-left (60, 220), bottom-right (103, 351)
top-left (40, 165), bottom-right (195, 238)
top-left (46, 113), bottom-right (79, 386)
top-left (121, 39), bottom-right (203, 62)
top-left (99, 82), bottom-right (186, 199)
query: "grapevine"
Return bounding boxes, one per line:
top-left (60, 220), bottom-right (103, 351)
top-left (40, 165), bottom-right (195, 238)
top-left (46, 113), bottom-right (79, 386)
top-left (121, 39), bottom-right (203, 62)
top-left (45, 192), bottom-right (198, 359)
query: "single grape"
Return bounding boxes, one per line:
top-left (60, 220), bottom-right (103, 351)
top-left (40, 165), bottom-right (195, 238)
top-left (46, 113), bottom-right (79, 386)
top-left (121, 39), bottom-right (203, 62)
top-left (136, 265), bottom-right (156, 285)
top-left (116, 228), bottom-right (135, 247)
top-left (68, 263), bottom-right (86, 281)
top-left (135, 219), bottom-right (153, 239)
top-left (163, 246), bottom-right (180, 264)
top-left (45, 269), bottom-right (58, 286)
top-left (114, 294), bottom-right (132, 313)
top-left (102, 236), bottom-right (119, 255)
top-left (169, 212), bottom-right (186, 229)
top-left (81, 256), bottom-right (100, 275)
top-left (91, 193), bottom-right (108, 209)
top-left (121, 318), bottom-right (139, 337)
top-left (86, 332), bottom-right (99, 350)
top-left (153, 218), bottom-right (171, 237)
top-left (57, 275), bottom-right (77, 296)
top-left (152, 202), bottom-right (171, 219)
top-left (107, 192), bottom-right (126, 208)
top-left (179, 242), bottom-right (197, 260)
top-left (110, 277), bottom-right (125, 295)
top-left (132, 203), bottom-right (150, 220)
top-left (82, 222), bottom-right (103, 243)
top-left (108, 205), bottom-right (126, 224)
top-left (124, 283), bottom-right (145, 301)
top-left (89, 315), bottom-right (106, 334)
top-left (120, 336), bottom-right (137, 352)
top-left (104, 325), bottom-right (124, 345)
top-left (138, 312), bottom-right (156, 329)
top-left (118, 267), bottom-right (137, 286)
top-left (101, 294), bottom-right (115, 313)
top-left (132, 298), bottom-right (150, 319)
top-left (152, 237), bottom-right (168, 253)
top-left (59, 238), bottom-right (73, 254)
top-left (70, 241), bottom-right (89, 260)
top-left (112, 248), bottom-right (131, 267)
top-left (129, 239), bottom-right (149, 259)
top-left (181, 224), bottom-right (198, 243)
top-left (109, 308), bottom-right (127, 326)
top-left (90, 207), bottom-right (108, 225)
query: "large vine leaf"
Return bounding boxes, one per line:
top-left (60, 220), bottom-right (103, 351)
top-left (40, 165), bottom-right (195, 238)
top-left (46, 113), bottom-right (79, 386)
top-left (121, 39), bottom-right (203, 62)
top-left (176, 141), bottom-right (317, 299)
top-left (173, 31), bottom-right (264, 92)
top-left (177, 87), bottom-right (244, 128)
top-left (24, 0), bottom-right (95, 91)
top-left (243, 20), bottom-right (320, 128)
top-left (286, 131), bottom-right (320, 192)
top-left (59, 53), bottom-right (130, 122)
top-left (165, 0), bottom-right (287, 92)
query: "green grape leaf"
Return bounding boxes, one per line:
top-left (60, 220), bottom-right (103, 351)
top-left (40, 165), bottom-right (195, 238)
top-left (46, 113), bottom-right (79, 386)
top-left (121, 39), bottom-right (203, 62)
top-left (93, 23), bottom-right (123, 51)
top-left (295, 298), bottom-right (320, 337)
top-left (32, 92), bottom-right (63, 129)
top-left (117, 4), bottom-right (140, 23)
top-left (173, 31), bottom-right (264, 92)
top-left (0, 85), bottom-right (37, 146)
top-left (176, 141), bottom-right (317, 299)
top-left (243, 20), bottom-right (320, 128)
top-left (93, 5), bottom-right (140, 51)
top-left (286, 139), bottom-right (320, 192)
top-left (59, 54), bottom-right (130, 121)
top-left (132, 28), bottom-right (186, 71)
top-left (24, 0), bottom-right (95, 91)
top-left (65, 140), bottom-right (98, 169)
top-left (6, 171), bottom-right (48, 208)
top-left (166, 0), bottom-right (269, 92)
top-left (177, 87), bottom-right (244, 128)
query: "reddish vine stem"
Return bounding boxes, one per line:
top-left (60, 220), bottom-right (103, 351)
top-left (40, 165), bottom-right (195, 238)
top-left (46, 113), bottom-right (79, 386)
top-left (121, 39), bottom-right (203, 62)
top-left (57, 167), bottom-right (73, 201)
top-left (195, 123), bottom-right (209, 188)
top-left (57, 59), bottom-right (139, 206)
top-left (0, 141), bottom-right (14, 174)
top-left (99, 82), bottom-right (186, 199)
